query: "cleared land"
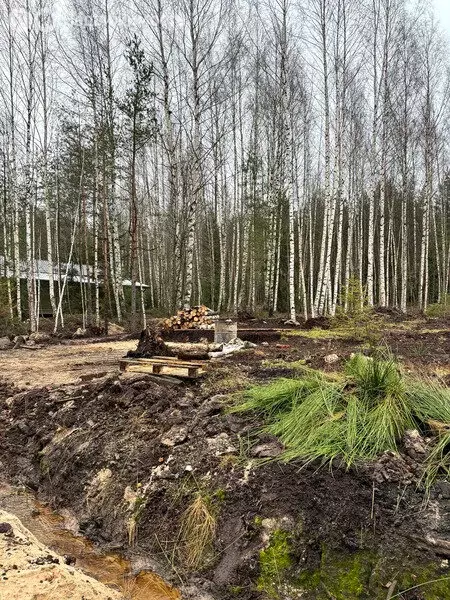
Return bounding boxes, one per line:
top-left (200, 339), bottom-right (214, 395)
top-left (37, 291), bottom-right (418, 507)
top-left (0, 315), bottom-right (448, 600)
top-left (0, 339), bottom-right (137, 388)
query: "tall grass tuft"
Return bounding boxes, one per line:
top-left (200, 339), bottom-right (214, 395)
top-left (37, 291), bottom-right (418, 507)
top-left (422, 432), bottom-right (450, 489)
top-left (179, 493), bottom-right (217, 570)
top-left (268, 383), bottom-right (346, 464)
top-left (230, 376), bottom-right (325, 418)
top-left (234, 354), bottom-right (450, 486)
top-left (406, 379), bottom-right (450, 424)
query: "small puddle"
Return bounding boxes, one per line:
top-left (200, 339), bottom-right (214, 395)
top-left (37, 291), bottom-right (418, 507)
top-left (0, 483), bottom-right (180, 600)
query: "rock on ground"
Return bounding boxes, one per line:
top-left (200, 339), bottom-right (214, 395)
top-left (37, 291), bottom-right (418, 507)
top-left (0, 337), bottom-right (12, 350)
top-left (0, 510), bottom-right (123, 600)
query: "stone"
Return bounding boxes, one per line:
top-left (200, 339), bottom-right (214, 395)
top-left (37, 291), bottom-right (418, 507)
top-left (151, 464), bottom-right (173, 479)
top-left (0, 337), bottom-right (12, 350)
top-left (370, 451), bottom-right (416, 485)
top-left (434, 482), bottom-right (450, 499)
top-left (131, 380), bottom-right (150, 391)
top-left (206, 432), bottom-right (237, 456)
top-left (260, 515), bottom-right (296, 543)
top-left (0, 523), bottom-right (13, 534)
top-left (110, 381), bottom-right (122, 394)
top-left (403, 429), bottom-right (427, 459)
top-left (181, 584), bottom-right (216, 600)
top-left (29, 332), bottom-right (51, 342)
top-left (167, 409), bottom-right (183, 425)
top-left (200, 395), bottom-right (227, 416)
top-left (251, 441), bottom-right (284, 458)
top-left (15, 420), bottom-right (30, 435)
top-left (324, 353), bottom-right (339, 364)
top-left (161, 426), bottom-right (188, 447)
top-left (73, 328), bottom-right (87, 338)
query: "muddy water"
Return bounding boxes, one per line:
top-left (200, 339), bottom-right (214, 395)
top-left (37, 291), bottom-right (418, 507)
top-left (0, 483), bottom-right (180, 600)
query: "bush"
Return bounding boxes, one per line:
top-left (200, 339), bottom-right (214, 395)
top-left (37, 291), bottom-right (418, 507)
top-left (426, 294), bottom-right (450, 318)
top-left (333, 278), bottom-right (383, 343)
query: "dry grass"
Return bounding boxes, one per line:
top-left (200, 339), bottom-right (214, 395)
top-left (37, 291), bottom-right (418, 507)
top-left (179, 493), bottom-right (217, 570)
top-left (201, 365), bottom-right (250, 395)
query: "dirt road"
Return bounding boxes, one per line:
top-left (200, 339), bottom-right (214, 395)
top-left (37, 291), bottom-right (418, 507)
top-left (0, 339), bottom-right (137, 388)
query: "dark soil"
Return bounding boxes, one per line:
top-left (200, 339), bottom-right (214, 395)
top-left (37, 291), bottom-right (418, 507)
top-left (1, 356), bottom-right (450, 599)
top-left (0, 315), bottom-right (449, 599)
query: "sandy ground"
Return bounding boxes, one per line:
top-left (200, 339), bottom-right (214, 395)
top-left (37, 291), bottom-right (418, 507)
top-left (0, 509), bottom-right (123, 600)
top-left (0, 340), bottom-right (137, 388)
top-left (0, 484), bottom-right (179, 600)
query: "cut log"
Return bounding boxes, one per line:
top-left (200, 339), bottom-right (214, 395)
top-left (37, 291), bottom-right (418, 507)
top-left (165, 341), bottom-right (222, 357)
top-left (160, 305), bottom-right (217, 331)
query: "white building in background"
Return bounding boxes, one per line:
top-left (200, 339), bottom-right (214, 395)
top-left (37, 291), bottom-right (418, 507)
top-left (0, 256), bottom-right (148, 315)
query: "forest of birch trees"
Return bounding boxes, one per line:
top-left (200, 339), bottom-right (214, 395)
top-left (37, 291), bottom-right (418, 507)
top-left (0, 0), bottom-right (449, 330)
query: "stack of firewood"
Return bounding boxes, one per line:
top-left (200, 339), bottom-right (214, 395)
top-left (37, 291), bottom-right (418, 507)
top-left (162, 305), bottom-right (217, 330)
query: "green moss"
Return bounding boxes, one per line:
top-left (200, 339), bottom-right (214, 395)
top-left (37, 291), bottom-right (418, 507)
top-left (229, 585), bottom-right (243, 595)
top-left (396, 568), bottom-right (450, 600)
top-left (257, 530), bottom-right (292, 598)
top-left (321, 549), bottom-right (374, 599)
top-left (293, 549), bottom-right (450, 600)
top-left (253, 515), bottom-right (263, 527)
top-left (261, 359), bottom-right (308, 370)
top-left (293, 549), bottom-right (375, 599)
top-left (213, 488), bottom-right (226, 502)
top-left (426, 294), bottom-right (450, 318)
top-left (283, 328), bottom-right (350, 340)
top-left (296, 569), bottom-right (321, 590)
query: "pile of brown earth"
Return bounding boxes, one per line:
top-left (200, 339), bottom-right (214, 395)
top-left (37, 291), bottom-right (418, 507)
top-left (1, 365), bottom-right (450, 599)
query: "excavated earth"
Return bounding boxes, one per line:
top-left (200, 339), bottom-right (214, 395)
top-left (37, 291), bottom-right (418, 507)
top-left (0, 316), bottom-right (449, 599)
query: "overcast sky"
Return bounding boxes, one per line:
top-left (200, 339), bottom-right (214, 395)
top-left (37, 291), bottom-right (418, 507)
top-left (435, 0), bottom-right (450, 40)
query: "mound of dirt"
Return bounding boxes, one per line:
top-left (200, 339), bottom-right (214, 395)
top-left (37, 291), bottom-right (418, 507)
top-left (1, 371), bottom-right (450, 599)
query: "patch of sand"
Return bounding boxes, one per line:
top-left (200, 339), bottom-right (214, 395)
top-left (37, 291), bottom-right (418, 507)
top-left (0, 509), bottom-right (123, 599)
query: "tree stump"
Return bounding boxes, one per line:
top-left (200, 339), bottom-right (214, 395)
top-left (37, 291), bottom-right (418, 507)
top-left (127, 326), bottom-right (174, 358)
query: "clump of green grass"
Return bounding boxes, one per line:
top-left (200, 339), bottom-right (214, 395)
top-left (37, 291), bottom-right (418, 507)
top-left (231, 376), bottom-right (323, 418)
top-left (233, 354), bottom-right (450, 486)
top-left (406, 379), bottom-right (450, 488)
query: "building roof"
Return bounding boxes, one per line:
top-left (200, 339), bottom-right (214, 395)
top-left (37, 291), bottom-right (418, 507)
top-left (0, 256), bottom-right (148, 288)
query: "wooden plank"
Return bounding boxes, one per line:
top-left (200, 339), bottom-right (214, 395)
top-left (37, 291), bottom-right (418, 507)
top-left (122, 363), bottom-right (203, 379)
top-left (152, 355), bottom-right (209, 365)
top-left (122, 357), bottom-right (205, 368)
top-left (143, 357), bottom-right (205, 367)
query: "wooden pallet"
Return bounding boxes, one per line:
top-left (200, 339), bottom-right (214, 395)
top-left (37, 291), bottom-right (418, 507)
top-left (119, 357), bottom-right (206, 379)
